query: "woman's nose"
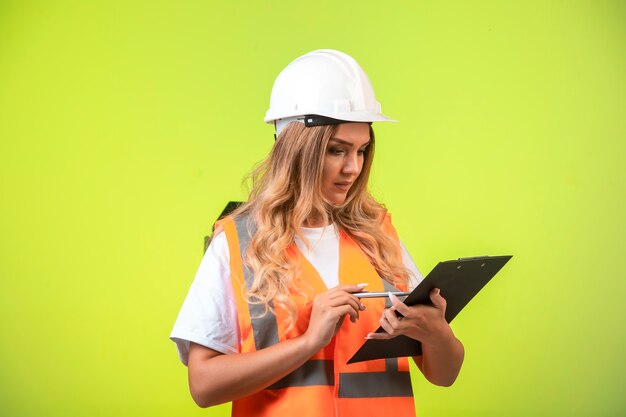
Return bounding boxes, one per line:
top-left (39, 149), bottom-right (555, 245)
top-left (342, 152), bottom-right (361, 175)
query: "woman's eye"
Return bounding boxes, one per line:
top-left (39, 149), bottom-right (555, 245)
top-left (329, 147), bottom-right (344, 155)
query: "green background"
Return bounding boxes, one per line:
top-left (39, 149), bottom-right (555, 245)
top-left (1, 0), bottom-right (624, 416)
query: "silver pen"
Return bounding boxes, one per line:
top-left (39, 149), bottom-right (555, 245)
top-left (354, 291), bottom-right (411, 299)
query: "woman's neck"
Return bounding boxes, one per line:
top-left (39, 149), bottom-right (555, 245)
top-left (303, 214), bottom-right (331, 228)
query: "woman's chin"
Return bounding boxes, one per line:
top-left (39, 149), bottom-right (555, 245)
top-left (324, 194), bottom-right (348, 206)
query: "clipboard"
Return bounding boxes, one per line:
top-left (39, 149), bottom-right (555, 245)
top-left (347, 255), bottom-right (512, 364)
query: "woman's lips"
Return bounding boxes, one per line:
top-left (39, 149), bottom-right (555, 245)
top-left (334, 182), bottom-right (352, 192)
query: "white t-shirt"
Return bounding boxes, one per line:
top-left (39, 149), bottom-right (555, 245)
top-left (170, 224), bottom-right (423, 366)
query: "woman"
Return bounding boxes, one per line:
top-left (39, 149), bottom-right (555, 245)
top-left (171, 49), bottom-right (464, 417)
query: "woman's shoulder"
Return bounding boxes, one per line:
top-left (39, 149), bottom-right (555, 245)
top-left (213, 215), bottom-right (234, 235)
top-left (380, 211), bottom-right (399, 237)
top-left (213, 213), bottom-right (251, 237)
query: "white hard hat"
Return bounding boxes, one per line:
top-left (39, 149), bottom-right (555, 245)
top-left (265, 49), bottom-right (396, 136)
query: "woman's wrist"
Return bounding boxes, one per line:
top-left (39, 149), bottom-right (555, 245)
top-left (420, 322), bottom-right (456, 349)
top-left (299, 330), bottom-right (324, 356)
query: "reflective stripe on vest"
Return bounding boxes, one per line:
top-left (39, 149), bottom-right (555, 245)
top-left (235, 217), bottom-right (334, 389)
top-left (232, 217), bottom-right (412, 396)
top-left (268, 359), bottom-right (334, 390)
top-left (234, 218), bottom-right (280, 351)
top-left (338, 369), bottom-right (413, 398)
top-left (382, 279), bottom-right (398, 308)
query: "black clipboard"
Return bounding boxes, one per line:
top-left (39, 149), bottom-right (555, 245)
top-left (347, 255), bottom-right (512, 364)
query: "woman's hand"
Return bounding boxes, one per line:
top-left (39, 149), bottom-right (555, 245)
top-left (303, 284), bottom-right (367, 351)
top-left (188, 284), bottom-right (368, 407)
top-left (366, 287), bottom-right (465, 387)
top-left (366, 288), bottom-right (452, 345)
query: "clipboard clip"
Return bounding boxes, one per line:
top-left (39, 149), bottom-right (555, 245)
top-left (457, 256), bottom-right (491, 261)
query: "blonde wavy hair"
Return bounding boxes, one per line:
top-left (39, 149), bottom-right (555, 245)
top-left (231, 122), bottom-right (409, 327)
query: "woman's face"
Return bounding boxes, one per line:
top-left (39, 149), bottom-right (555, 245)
top-left (321, 122), bottom-right (371, 205)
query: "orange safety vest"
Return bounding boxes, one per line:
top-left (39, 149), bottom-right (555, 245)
top-left (219, 215), bottom-right (416, 417)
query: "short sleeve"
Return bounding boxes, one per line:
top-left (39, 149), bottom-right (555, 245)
top-left (400, 240), bottom-right (423, 290)
top-left (169, 231), bottom-right (240, 366)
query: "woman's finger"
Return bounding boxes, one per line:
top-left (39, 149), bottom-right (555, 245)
top-left (365, 331), bottom-right (392, 340)
top-left (383, 307), bottom-right (403, 330)
top-left (334, 283), bottom-right (369, 294)
top-left (389, 292), bottom-right (413, 317)
top-left (429, 288), bottom-right (447, 313)
top-left (334, 304), bottom-right (359, 323)
top-left (328, 291), bottom-right (365, 312)
top-left (379, 314), bottom-right (398, 336)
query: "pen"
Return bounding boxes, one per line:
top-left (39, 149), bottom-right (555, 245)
top-left (354, 291), bottom-right (411, 299)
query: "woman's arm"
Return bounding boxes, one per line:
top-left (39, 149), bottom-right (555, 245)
top-left (187, 284), bottom-right (366, 407)
top-left (366, 289), bottom-right (464, 387)
top-left (188, 337), bottom-right (314, 407)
